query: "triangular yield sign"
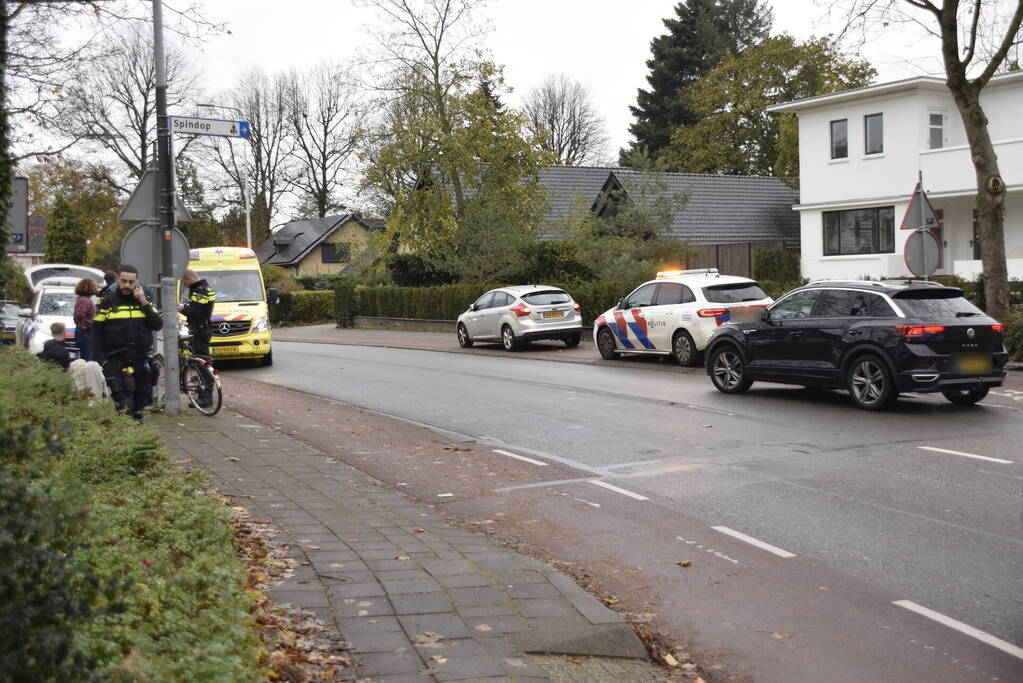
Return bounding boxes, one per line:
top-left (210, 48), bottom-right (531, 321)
top-left (900, 181), bottom-right (941, 230)
top-left (119, 163), bottom-right (191, 223)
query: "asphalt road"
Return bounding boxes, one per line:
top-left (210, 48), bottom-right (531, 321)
top-left (234, 339), bottom-right (1023, 678)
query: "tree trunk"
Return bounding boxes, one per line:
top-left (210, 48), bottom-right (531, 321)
top-left (950, 85), bottom-right (1009, 320)
top-left (0, 1), bottom-right (12, 250)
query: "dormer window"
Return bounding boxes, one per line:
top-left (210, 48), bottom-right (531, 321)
top-left (864, 113), bottom-right (883, 154)
top-left (830, 119), bottom-right (848, 159)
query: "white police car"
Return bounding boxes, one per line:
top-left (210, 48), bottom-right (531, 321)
top-left (593, 268), bottom-right (773, 365)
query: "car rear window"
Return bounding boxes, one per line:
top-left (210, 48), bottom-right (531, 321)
top-left (40, 292), bottom-right (76, 315)
top-left (703, 282), bottom-right (768, 304)
top-left (522, 290), bottom-right (571, 305)
top-left (893, 289), bottom-right (985, 319)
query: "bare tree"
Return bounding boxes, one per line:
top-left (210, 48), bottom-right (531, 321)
top-left (60, 25), bottom-right (201, 192)
top-left (360, 0), bottom-right (488, 216)
top-left (206, 69), bottom-right (296, 241)
top-left (522, 74), bottom-right (610, 166)
top-left (285, 63), bottom-right (365, 218)
top-left (2, 1), bottom-right (223, 163)
top-left (832, 0), bottom-right (1023, 321)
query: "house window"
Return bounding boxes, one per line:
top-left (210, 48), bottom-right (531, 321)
top-left (830, 119), bottom-right (848, 159)
top-left (928, 112), bottom-right (944, 149)
top-left (320, 244), bottom-right (348, 263)
top-left (864, 113), bottom-right (883, 154)
top-left (823, 206), bottom-right (895, 255)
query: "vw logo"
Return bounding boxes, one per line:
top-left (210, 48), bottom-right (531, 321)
top-left (218, 322), bottom-right (232, 335)
top-left (966, 328), bottom-right (975, 339)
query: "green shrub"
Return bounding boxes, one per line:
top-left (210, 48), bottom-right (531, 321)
top-left (757, 279), bottom-right (808, 300)
top-left (0, 418), bottom-right (123, 681)
top-left (753, 246), bottom-right (801, 282)
top-left (268, 290), bottom-right (292, 325)
top-left (0, 347), bottom-right (262, 680)
top-left (289, 290), bottom-right (334, 324)
top-left (334, 282), bottom-right (357, 327)
top-left (1003, 308), bottom-right (1023, 361)
top-left (261, 264), bottom-right (303, 292)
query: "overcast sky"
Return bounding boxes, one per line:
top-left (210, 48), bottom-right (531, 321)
top-left (188, 0), bottom-right (950, 157)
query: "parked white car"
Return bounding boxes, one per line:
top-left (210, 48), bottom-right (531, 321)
top-left (23, 263), bottom-right (104, 294)
top-left (16, 282), bottom-right (81, 359)
top-left (593, 268), bottom-right (773, 365)
top-left (457, 285), bottom-right (583, 351)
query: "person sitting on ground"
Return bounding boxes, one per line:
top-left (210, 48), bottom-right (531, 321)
top-left (37, 321), bottom-right (71, 370)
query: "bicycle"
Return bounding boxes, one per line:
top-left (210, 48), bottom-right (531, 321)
top-left (151, 333), bottom-right (222, 416)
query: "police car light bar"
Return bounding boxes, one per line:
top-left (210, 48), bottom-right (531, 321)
top-left (656, 267), bottom-right (719, 278)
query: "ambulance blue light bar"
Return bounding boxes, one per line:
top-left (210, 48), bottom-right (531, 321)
top-left (656, 267), bottom-right (719, 278)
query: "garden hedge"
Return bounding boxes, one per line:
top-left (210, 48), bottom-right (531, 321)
top-left (0, 347), bottom-right (262, 680)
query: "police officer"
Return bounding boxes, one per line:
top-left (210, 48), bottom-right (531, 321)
top-left (92, 265), bottom-right (163, 420)
top-left (177, 269), bottom-right (215, 357)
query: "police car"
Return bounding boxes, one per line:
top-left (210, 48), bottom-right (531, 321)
top-left (593, 268), bottom-right (773, 365)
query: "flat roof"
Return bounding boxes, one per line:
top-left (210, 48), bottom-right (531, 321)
top-left (766, 70), bottom-right (1023, 114)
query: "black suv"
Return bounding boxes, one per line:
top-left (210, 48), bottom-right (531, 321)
top-left (704, 280), bottom-right (1007, 410)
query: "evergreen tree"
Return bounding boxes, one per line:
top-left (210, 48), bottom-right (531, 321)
top-left (43, 194), bottom-right (87, 265)
top-left (623, 0), bottom-right (772, 161)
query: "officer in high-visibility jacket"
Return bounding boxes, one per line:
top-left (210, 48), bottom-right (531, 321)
top-left (177, 269), bottom-right (216, 357)
top-left (92, 265), bottom-right (163, 420)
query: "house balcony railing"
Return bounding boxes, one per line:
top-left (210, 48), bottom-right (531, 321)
top-left (920, 137), bottom-right (1023, 197)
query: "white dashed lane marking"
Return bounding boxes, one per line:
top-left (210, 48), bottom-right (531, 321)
top-left (589, 480), bottom-right (650, 501)
top-left (493, 449), bottom-right (548, 466)
top-left (712, 525), bottom-right (796, 558)
top-left (917, 446), bottom-right (1013, 465)
top-left (894, 600), bottom-right (1023, 660)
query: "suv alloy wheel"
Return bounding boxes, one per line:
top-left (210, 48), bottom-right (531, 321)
top-left (847, 354), bottom-right (897, 410)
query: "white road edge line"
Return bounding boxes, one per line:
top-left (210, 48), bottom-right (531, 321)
top-left (589, 480), bottom-right (649, 501)
top-left (893, 600), bottom-right (1023, 661)
top-left (493, 449), bottom-right (548, 466)
top-left (917, 446), bottom-right (1013, 464)
top-left (712, 525), bottom-right (796, 558)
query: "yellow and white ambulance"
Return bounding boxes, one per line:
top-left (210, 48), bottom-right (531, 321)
top-left (184, 247), bottom-right (276, 365)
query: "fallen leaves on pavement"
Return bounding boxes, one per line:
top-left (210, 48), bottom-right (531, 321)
top-left (231, 505), bottom-right (356, 681)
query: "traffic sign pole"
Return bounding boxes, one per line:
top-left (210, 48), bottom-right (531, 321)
top-left (153, 0), bottom-right (179, 416)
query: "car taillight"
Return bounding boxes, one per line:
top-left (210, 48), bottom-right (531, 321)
top-left (574, 302), bottom-right (581, 312)
top-left (896, 325), bottom-right (944, 339)
top-left (992, 324), bottom-right (1004, 334)
top-left (697, 308), bottom-right (727, 318)
top-left (510, 302), bottom-right (531, 317)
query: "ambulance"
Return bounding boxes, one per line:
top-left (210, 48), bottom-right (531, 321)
top-left (183, 247), bottom-right (277, 365)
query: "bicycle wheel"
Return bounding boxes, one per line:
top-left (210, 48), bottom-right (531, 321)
top-left (182, 359), bottom-right (222, 416)
top-left (149, 354), bottom-right (165, 412)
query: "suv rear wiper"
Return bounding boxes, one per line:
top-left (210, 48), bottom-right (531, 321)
top-left (955, 311), bottom-right (980, 317)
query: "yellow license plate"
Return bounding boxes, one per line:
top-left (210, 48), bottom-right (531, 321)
top-left (211, 346), bottom-right (239, 355)
top-left (543, 311), bottom-right (565, 319)
top-left (953, 353), bottom-right (992, 374)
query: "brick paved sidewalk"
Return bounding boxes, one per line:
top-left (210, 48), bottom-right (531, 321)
top-left (153, 410), bottom-right (648, 682)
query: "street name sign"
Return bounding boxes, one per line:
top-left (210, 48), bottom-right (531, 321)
top-left (171, 116), bottom-right (250, 139)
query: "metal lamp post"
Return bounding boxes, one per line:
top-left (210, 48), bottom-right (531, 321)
top-left (196, 102), bottom-right (253, 249)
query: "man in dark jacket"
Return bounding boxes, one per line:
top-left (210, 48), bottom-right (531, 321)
top-left (98, 270), bottom-right (117, 297)
top-left (37, 322), bottom-right (71, 370)
top-left (92, 265), bottom-right (163, 420)
top-left (177, 269), bottom-right (215, 357)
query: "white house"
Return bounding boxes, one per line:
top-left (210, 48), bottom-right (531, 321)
top-left (768, 72), bottom-right (1023, 281)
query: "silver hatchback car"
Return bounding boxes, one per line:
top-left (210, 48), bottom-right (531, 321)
top-left (457, 285), bottom-right (583, 351)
